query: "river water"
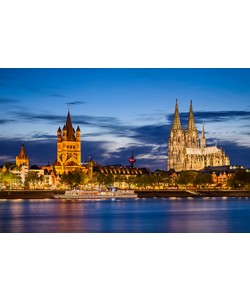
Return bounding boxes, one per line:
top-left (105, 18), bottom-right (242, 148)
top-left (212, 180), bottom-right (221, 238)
top-left (1, 197), bottom-right (250, 233)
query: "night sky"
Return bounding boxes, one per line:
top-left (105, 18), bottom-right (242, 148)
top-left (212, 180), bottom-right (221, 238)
top-left (0, 68), bottom-right (250, 170)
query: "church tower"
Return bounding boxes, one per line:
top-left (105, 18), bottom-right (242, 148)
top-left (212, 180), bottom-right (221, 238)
top-left (185, 100), bottom-right (199, 148)
top-left (168, 99), bottom-right (186, 171)
top-left (55, 109), bottom-right (81, 174)
top-left (16, 144), bottom-right (29, 167)
top-left (200, 123), bottom-right (206, 149)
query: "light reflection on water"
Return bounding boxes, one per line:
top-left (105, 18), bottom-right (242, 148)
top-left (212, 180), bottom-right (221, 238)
top-left (0, 197), bottom-right (250, 233)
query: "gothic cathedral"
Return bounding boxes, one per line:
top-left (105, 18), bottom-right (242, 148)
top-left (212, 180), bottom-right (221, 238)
top-left (168, 100), bottom-right (230, 172)
top-left (53, 109), bottom-right (81, 174)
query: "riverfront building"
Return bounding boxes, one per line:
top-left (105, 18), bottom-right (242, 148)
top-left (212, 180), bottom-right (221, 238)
top-left (16, 144), bottom-right (29, 167)
top-left (53, 109), bottom-right (82, 174)
top-left (168, 100), bottom-right (230, 172)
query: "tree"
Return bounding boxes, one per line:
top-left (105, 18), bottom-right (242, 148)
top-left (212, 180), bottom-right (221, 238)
top-left (24, 172), bottom-right (40, 188)
top-left (133, 174), bottom-right (153, 190)
top-left (177, 171), bottom-right (197, 186)
top-left (153, 170), bottom-right (172, 188)
top-left (61, 168), bottom-right (88, 189)
top-left (227, 171), bottom-right (250, 189)
top-left (0, 171), bottom-right (21, 189)
top-left (96, 173), bottom-right (114, 189)
top-left (194, 173), bottom-right (212, 187)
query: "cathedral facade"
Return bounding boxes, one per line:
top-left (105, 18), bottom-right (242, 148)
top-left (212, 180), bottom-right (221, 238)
top-left (53, 110), bottom-right (82, 174)
top-left (168, 100), bottom-right (230, 172)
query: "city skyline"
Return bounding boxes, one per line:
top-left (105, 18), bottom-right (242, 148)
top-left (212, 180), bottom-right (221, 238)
top-left (0, 68), bottom-right (250, 170)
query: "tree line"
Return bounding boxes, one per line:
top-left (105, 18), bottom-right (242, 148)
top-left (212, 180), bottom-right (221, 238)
top-left (59, 169), bottom-right (214, 190)
top-left (60, 169), bottom-right (250, 190)
top-left (1, 166), bottom-right (250, 190)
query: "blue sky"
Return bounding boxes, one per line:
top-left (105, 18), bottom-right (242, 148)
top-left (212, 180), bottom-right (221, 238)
top-left (0, 68), bottom-right (250, 170)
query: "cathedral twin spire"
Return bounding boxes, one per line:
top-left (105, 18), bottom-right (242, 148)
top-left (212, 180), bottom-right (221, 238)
top-left (171, 99), bottom-right (205, 147)
top-left (187, 100), bottom-right (196, 130)
top-left (172, 99), bottom-right (199, 130)
top-left (173, 99), bottom-right (182, 129)
top-left (168, 100), bottom-right (230, 171)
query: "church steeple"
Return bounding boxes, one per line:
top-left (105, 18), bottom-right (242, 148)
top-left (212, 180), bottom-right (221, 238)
top-left (55, 108), bottom-right (82, 174)
top-left (185, 100), bottom-right (199, 148)
top-left (200, 123), bottom-right (206, 148)
top-left (19, 144), bottom-right (27, 159)
top-left (168, 99), bottom-right (185, 172)
top-left (65, 109), bottom-right (75, 141)
top-left (202, 122), bottom-right (205, 138)
top-left (172, 99), bottom-right (182, 129)
top-left (16, 144), bottom-right (29, 167)
top-left (187, 100), bottom-right (196, 130)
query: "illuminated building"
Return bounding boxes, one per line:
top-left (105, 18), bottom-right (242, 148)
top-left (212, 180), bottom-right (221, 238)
top-left (168, 100), bottom-right (230, 172)
top-left (53, 109), bottom-right (82, 174)
top-left (16, 144), bottom-right (29, 167)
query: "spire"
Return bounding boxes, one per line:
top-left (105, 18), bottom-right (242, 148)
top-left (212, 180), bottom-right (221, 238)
top-left (200, 122), bottom-right (206, 148)
top-left (172, 99), bottom-right (182, 129)
top-left (19, 144), bottom-right (27, 158)
top-left (187, 100), bottom-right (196, 129)
top-left (65, 110), bottom-right (75, 141)
top-left (202, 122), bottom-right (205, 138)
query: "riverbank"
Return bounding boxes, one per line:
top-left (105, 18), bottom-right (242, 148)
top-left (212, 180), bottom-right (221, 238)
top-left (137, 190), bottom-right (250, 198)
top-left (0, 189), bottom-right (250, 199)
top-left (0, 190), bottom-right (65, 199)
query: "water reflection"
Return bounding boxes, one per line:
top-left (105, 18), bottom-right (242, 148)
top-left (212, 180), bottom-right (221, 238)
top-left (0, 197), bottom-right (250, 233)
top-left (166, 200), bottom-right (230, 233)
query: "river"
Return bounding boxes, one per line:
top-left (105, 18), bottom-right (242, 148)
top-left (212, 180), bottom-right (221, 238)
top-left (1, 197), bottom-right (250, 233)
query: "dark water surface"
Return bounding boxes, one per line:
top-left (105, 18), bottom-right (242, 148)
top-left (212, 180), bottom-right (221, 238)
top-left (1, 197), bottom-right (250, 233)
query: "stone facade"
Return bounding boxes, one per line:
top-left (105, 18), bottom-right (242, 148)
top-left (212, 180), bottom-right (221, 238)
top-left (16, 144), bottom-right (29, 167)
top-left (168, 100), bottom-right (230, 172)
top-left (53, 110), bottom-right (82, 174)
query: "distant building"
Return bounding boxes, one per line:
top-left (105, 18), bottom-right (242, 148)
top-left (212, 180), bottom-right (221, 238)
top-left (168, 100), bottom-right (230, 172)
top-left (53, 109), bottom-right (82, 174)
top-left (16, 144), bottom-right (29, 167)
top-left (93, 165), bottom-right (151, 176)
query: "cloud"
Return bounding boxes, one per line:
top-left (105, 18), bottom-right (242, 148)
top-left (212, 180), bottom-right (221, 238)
top-left (0, 139), bottom-right (57, 167)
top-left (29, 132), bottom-right (56, 140)
top-left (0, 130), bottom-right (249, 171)
top-left (11, 111), bottom-right (67, 124)
top-left (134, 112), bottom-right (166, 122)
top-left (167, 110), bottom-right (250, 125)
top-left (217, 141), bottom-right (250, 167)
top-left (1, 105), bottom-right (250, 170)
top-left (0, 155), bottom-right (14, 163)
top-left (11, 110), bottom-right (117, 126)
top-left (0, 120), bottom-right (13, 125)
top-left (131, 124), bottom-right (170, 144)
top-left (50, 93), bottom-right (66, 98)
top-left (66, 101), bottom-right (88, 106)
top-left (0, 97), bottom-right (19, 104)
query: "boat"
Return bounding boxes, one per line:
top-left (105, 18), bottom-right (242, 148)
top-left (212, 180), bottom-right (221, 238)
top-left (53, 189), bottom-right (137, 200)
